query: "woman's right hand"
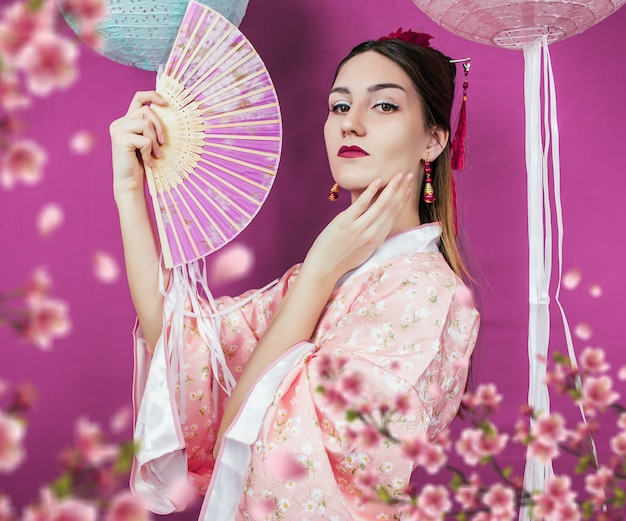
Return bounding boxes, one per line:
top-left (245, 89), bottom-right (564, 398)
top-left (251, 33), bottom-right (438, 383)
top-left (109, 90), bottom-right (168, 198)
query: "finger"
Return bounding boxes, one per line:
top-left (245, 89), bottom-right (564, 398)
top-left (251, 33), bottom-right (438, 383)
top-left (126, 90), bottom-right (168, 115)
top-left (346, 178), bottom-right (382, 217)
top-left (357, 173), bottom-right (414, 228)
top-left (123, 110), bottom-right (164, 156)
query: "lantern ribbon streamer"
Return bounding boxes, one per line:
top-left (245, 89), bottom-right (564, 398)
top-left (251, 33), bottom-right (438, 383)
top-left (520, 37), bottom-right (600, 520)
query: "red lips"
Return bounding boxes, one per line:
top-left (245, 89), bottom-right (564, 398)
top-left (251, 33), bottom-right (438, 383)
top-left (338, 145), bottom-right (369, 158)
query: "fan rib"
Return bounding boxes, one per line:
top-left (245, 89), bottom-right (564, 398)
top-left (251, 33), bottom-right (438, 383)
top-left (195, 68), bottom-right (265, 107)
top-left (201, 150), bottom-right (276, 176)
top-left (197, 157), bottom-right (271, 193)
top-left (192, 164), bottom-right (256, 214)
top-left (186, 175), bottom-right (245, 231)
top-left (174, 184), bottom-right (218, 252)
top-left (178, 22), bottom-right (234, 84)
top-left (167, 9), bottom-right (212, 80)
top-left (170, 185), bottom-right (203, 261)
top-left (204, 119), bottom-right (281, 130)
top-left (202, 104), bottom-right (280, 122)
top-left (203, 133), bottom-right (280, 142)
top-left (180, 179), bottom-right (231, 243)
top-left (202, 141), bottom-right (279, 159)
top-left (198, 84), bottom-right (274, 114)
top-left (160, 191), bottom-right (189, 265)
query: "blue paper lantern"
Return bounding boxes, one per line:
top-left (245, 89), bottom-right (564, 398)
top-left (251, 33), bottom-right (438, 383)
top-left (56, 0), bottom-right (249, 71)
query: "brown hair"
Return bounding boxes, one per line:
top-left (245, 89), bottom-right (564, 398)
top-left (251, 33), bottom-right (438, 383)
top-left (334, 39), bottom-right (468, 280)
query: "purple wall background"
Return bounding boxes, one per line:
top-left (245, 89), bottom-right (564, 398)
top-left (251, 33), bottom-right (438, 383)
top-left (1, 0), bottom-right (625, 516)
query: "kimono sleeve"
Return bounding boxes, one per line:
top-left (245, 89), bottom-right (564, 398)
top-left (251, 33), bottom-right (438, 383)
top-left (130, 265), bottom-right (301, 513)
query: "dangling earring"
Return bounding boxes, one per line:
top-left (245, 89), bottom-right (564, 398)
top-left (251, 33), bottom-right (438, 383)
top-left (328, 182), bottom-right (339, 201)
top-left (423, 153), bottom-right (435, 204)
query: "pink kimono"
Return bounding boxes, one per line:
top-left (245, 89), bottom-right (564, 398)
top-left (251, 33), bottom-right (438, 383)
top-left (131, 223), bottom-right (480, 521)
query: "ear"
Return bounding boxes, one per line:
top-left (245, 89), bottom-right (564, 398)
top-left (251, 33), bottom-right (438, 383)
top-left (424, 127), bottom-right (449, 162)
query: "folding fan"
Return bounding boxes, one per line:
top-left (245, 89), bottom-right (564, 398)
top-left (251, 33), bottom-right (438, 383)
top-left (146, 1), bottom-right (282, 268)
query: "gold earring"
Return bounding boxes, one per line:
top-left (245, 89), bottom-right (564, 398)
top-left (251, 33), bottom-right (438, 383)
top-left (423, 154), bottom-right (435, 204)
top-left (328, 182), bottom-right (339, 201)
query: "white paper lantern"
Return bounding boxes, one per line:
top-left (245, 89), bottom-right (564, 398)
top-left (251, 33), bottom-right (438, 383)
top-left (412, 0), bottom-right (626, 49)
top-left (56, 0), bottom-right (249, 70)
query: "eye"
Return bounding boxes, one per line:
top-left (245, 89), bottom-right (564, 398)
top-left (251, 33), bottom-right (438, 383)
top-left (374, 101), bottom-right (399, 113)
top-left (330, 101), bottom-right (351, 113)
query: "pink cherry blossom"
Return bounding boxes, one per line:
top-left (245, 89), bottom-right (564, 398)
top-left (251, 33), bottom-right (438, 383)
top-left (580, 375), bottom-right (619, 415)
top-left (574, 323), bottom-right (592, 341)
top-left (109, 406), bottom-right (132, 434)
top-left (24, 267), bottom-right (52, 303)
top-left (16, 30), bottom-right (79, 97)
top-left (0, 494), bottom-right (14, 521)
top-left (69, 130), bottom-right (96, 155)
top-left (618, 412), bottom-right (626, 430)
top-left (208, 243), bottom-right (254, 285)
top-left (266, 451), bottom-right (308, 481)
top-left (588, 284), bottom-right (602, 297)
top-left (562, 267), bottom-right (581, 289)
top-left (93, 251), bottom-right (120, 284)
top-left (482, 483), bottom-right (515, 521)
top-left (22, 488), bottom-right (97, 521)
top-left (619, 366), bottom-right (626, 381)
top-left (75, 417), bottom-right (118, 466)
top-left (455, 483), bottom-right (478, 510)
top-left (0, 0), bottom-right (56, 65)
top-left (58, 0), bottom-right (107, 25)
top-left (610, 431), bottom-right (626, 456)
top-left (533, 475), bottom-right (578, 521)
top-left (18, 294), bottom-right (71, 350)
top-left (37, 203), bottom-right (64, 236)
top-left (513, 419), bottom-right (530, 444)
top-left (0, 69), bottom-right (30, 111)
top-left (416, 485), bottom-right (451, 519)
top-left (0, 411), bottom-right (25, 472)
top-left (527, 438), bottom-right (559, 464)
top-left (474, 383), bottom-right (503, 410)
top-left (531, 413), bottom-right (567, 446)
top-left (104, 491), bottom-right (151, 521)
top-left (579, 347), bottom-right (609, 374)
top-left (455, 426), bottom-right (508, 466)
top-left (1, 139), bottom-right (47, 189)
top-left (585, 466), bottom-right (611, 504)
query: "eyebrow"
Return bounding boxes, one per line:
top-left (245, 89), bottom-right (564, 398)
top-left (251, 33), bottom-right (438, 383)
top-left (330, 83), bottom-right (406, 95)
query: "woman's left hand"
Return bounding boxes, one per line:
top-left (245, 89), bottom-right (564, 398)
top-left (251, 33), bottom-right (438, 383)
top-left (302, 172), bottom-right (414, 283)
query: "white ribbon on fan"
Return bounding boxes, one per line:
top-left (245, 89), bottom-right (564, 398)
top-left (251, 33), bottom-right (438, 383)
top-left (520, 36), bottom-right (600, 520)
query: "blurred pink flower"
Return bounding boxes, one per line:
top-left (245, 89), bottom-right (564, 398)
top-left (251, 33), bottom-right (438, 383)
top-left (75, 417), bottom-right (118, 466)
top-left (532, 475), bottom-right (579, 521)
top-left (109, 406), bottom-right (133, 434)
top-left (562, 267), bottom-right (581, 290)
top-left (531, 413), bottom-right (567, 446)
top-left (588, 284), bottom-right (602, 297)
top-left (16, 31), bottom-right (78, 97)
top-left (610, 431), bottom-right (626, 456)
top-left (0, 69), bottom-right (30, 111)
top-left (69, 130), bottom-right (96, 155)
top-left (0, 0), bottom-right (56, 65)
top-left (92, 251), bottom-right (120, 284)
top-left (415, 485), bottom-right (451, 519)
top-left (579, 347), bottom-right (609, 374)
top-left (265, 451), bottom-right (308, 481)
top-left (0, 411), bottom-right (25, 473)
top-left (455, 481), bottom-right (479, 510)
top-left (0, 494), bottom-right (14, 521)
top-left (0, 139), bottom-right (47, 189)
top-left (574, 323), bottom-right (592, 341)
top-left (18, 295), bottom-right (71, 350)
top-left (22, 488), bottom-right (97, 521)
top-left (527, 438), bottom-right (559, 464)
top-left (401, 434), bottom-right (446, 474)
top-left (104, 491), bottom-right (151, 521)
top-left (584, 466), bottom-right (611, 504)
top-left (474, 383), bottom-right (502, 410)
top-left (24, 267), bottom-right (52, 303)
top-left (482, 483), bottom-right (515, 521)
top-left (58, 0), bottom-right (107, 25)
top-left (36, 203), bottom-right (64, 236)
top-left (208, 243), bottom-right (254, 285)
top-left (455, 427), bottom-right (508, 466)
top-left (580, 375), bottom-right (619, 415)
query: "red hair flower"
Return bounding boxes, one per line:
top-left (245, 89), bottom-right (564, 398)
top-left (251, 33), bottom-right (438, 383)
top-left (379, 28), bottom-right (433, 47)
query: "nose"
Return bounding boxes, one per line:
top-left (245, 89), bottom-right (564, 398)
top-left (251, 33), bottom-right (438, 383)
top-left (340, 107), bottom-right (365, 136)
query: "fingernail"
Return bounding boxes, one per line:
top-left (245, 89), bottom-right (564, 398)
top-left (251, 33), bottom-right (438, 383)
top-left (159, 134), bottom-right (166, 144)
top-left (154, 149), bottom-right (162, 158)
top-left (406, 172), bottom-right (414, 182)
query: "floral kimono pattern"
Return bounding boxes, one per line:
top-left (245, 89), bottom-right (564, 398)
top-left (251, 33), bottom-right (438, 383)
top-left (131, 223), bottom-right (480, 521)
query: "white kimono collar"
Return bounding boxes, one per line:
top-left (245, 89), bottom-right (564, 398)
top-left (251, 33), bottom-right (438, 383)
top-left (336, 222), bottom-right (441, 288)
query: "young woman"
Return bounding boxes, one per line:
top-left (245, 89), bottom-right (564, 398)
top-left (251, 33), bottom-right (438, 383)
top-left (110, 31), bottom-right (479, 521)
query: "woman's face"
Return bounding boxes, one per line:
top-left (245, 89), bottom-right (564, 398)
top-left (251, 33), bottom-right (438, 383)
top-left (324, 50), bottom-right (432, 200)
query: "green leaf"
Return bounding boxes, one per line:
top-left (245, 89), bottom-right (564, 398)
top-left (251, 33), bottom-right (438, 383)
top-left (315, 385), bottom-right (326, 395)
top-left (50, 473), bottom-right (73, 498)
top-left (449, 473), bottom-right (463, 491)
top-left (345, 409), bottom-right (359, 422)
top-left (377, 485), bottom-right (392, 504)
